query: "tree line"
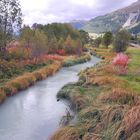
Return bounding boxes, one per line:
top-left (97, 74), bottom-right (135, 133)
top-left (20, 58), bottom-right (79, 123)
top-left (93, 30), bottom-right (131, 52)
top-left (0, 0), bottom-right (89, 60)
top-left (20, 24), bottom-right (89, 58)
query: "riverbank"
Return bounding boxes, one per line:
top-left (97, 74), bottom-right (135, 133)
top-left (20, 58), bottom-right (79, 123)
top-left (0, 53), bottom-right (91, 104)
top-left (0, 55), bottom-right (100, 140)
top-left (0, 61), bottom-right (62, 103)
top-left (51, 47), bottom-right (140, 140)
top-left (63, 54), bottom-right (91, 67)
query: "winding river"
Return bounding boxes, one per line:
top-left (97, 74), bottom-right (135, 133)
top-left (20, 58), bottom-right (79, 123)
top-left (0, 56), bottom-right (100, 140)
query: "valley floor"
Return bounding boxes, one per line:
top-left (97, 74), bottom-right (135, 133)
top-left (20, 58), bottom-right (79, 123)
top-left (51, 47), bottom-right (140, 140)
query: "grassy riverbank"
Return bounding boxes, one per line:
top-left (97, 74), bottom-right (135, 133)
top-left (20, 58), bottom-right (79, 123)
top-left (0, 53), bottom-right (91, 104)
top-left (63, 54), bottom-right (91, 67)
top-left (0, 61), bottom-right (62, 103)
top-left (51, 47), bottom-right (140, 140)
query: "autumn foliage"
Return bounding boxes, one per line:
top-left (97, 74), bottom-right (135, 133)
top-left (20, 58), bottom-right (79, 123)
top-left (56, 50), bottom-right (66, 55)
top-left (112, 53), bottom-right (129, 74)
top-left (0, 62), bottom-right (61, 97)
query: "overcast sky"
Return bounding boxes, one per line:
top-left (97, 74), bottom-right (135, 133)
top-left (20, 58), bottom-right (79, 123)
top-left (19, 0), bottom-right (137, 25)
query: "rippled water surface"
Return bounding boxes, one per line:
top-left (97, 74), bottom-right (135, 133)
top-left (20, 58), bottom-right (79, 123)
top-left (0, 56), bottom-right (100, 140)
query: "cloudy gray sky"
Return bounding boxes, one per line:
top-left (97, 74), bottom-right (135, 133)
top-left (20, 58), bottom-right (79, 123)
top-left (19, 0), bottom-right (137, 25)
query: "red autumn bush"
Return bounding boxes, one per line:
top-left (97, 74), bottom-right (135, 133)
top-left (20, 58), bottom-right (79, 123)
top-left (45, 54), bottom-right (64, 61)
top-left (56, 50), bottom-right (66, 55)
top-left (112, 53), bottom-right (129, 74)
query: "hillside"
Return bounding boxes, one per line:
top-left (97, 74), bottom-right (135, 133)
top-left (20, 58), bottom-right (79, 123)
top-left (69, 20), bottom-right (87, 29)
top-left (81, 0), bottom-right (140, 33)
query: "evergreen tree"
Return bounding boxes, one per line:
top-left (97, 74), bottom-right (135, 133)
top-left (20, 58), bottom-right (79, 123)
top-left (102, 32), bottom-right (113, 48)
top-left (79, 30), bottom-right (89, 45)
top-left (113, 30), bottom-right (130, 53)
top-left (94, 37), bottom-right (102, 48)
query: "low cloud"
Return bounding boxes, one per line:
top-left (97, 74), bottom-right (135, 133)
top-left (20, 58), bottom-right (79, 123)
top-left (19, 0), bottom-right (137, 25)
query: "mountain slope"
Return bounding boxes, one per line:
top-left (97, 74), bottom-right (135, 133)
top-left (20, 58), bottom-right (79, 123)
top-left (81, 0), bottom-right (140, 33)
top-left (69, 20), bottom-right (87, 29)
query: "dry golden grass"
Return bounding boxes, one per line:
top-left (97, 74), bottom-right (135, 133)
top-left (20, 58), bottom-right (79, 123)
top-left (72, 95), bottom-right (87, 111)
top-left (52, 48), bottom-right (140, 140)
top-left (83, 133), bottom-right (101, 140)
top-left (102, 105), bottom-right (128, 125)
top-left (78, 104), bottom-right (129, 139)
top-left (2, 73), bottom-right (36, 96)
top-left (127, 131), bottom-right (140, 140)
top-left (115, 105), bottom-right (140, 139)
top-left (89, 76), bottom-right (121, 86)
top-left (98, 88), bottom-right (139, 105)
top-left (80, 61), bottom-right (124, 88)
top-left (1, 61), bottom-right (62, 97)
top-left (92, 48), bottom-right (116, 61)
top-left (32, 71), bottom-right (46, 80)
top-left (50, 127), bottom-right (80, 140)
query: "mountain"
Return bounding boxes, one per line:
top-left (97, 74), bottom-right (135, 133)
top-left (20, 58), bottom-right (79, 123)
top-left (81, 0), bottom-right (140, 33)
top-left (69, 20), bottom-right (87, 29)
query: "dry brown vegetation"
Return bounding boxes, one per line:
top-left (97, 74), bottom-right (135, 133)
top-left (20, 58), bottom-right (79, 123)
top-left (50, 127), bottom-right (81, 140)
top-left (51, 48), bottom-right (140, 140)
top-left (98, 88), bottom-right (139, 105)
top-left (0, 61), bottom-right (62, 97)
top-left (0, 53), bottom-right (91, 104)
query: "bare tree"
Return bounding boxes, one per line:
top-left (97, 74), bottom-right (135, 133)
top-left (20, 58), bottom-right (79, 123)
top-left (0, 0), bottom-right (22, 52)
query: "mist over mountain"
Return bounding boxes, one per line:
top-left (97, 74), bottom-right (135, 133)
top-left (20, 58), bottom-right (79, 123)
top-left (70, 0), bottom-right (140, 34)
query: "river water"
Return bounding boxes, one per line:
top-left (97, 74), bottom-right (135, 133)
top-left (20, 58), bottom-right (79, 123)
top-left (0, 56), bottom-right (100, 140)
